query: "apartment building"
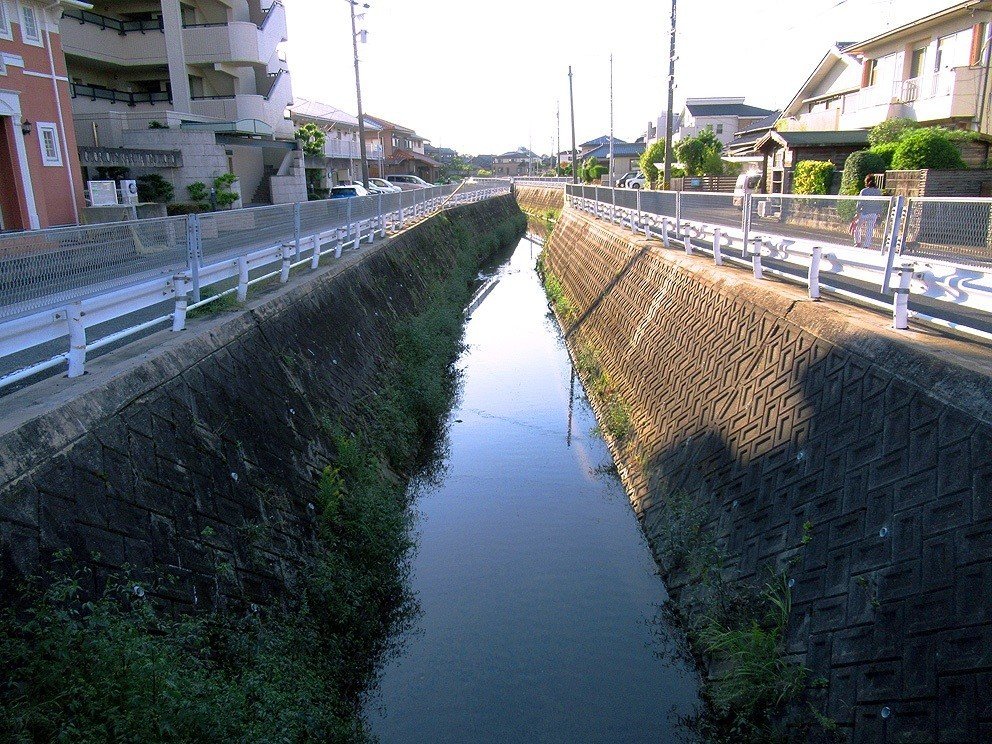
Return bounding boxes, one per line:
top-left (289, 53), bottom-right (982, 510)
top-left (779, 1), bottom-right (992, 136)
top-left (364, 115), bottom-right (439, 182)
top-left (59, 0), bottom-right (304, 205)
top-left (289, 97), bottom-right (383, 187)
top-left (0, 0), bottom-right (86, 229)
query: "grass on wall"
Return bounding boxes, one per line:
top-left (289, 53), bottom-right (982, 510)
top-left (0, 206), bottom-right (527, 743)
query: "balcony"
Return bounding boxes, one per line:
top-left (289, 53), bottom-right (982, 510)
top-left (190, 69), bottom-right (293, 137)
top-left (60, 9), bottom-right (167, 66)
top-left (183, 22), bottom-right (262, 65)
top-left (70, 83), bottom-right (172, 115)
top-left (839, 67), bottom-right (982, 130)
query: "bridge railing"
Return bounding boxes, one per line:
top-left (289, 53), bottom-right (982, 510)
top-left (0, 180), bottom-right (511, 392)
top-left (564, 183), bottom-right (992, 341)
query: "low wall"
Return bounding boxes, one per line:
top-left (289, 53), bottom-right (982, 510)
top-left (542, 208), bottom-right (992, 742)
top-left (0, 196), bottom-right (523, 610)
top-left (514, 184), bottom-right (564, 213)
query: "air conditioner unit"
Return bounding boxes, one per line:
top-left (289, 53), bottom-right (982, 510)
top-left (757, 200), bottom-right (776, 218)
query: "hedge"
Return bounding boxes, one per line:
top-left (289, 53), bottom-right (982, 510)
top-left (891, 127), bottom-right (966, 170)
top-left (792, 160), bottom-right (835, 195)
top-left (840, 150), bottom-right (887, 195)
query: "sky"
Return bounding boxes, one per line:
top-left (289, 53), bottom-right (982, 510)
top-left (285, 0), bottom-right (959, 155)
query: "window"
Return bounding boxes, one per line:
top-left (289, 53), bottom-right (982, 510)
top-left (910, 46), bottom-right (926, 79)
top-left (716, 123), bottom-right (724, 134)
top-left (19, 1), bottom-right (41, 45)
top-left (37, 122), bottom-right (61, 166)
top-left (0, 1), bottom-right (12, 41)
top-left (864, 58), bottom-right (878, 87)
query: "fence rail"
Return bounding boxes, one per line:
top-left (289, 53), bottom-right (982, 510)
top-left (0, 180), bottom-right (511, 391)
top-left (564, 184), bottom-right (992, 341)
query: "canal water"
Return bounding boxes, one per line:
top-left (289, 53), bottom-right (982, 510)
top-left (366, 233), bottom-right (699, 743)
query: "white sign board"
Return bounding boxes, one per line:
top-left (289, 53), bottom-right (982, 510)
top-left (88, 180), bottom-right (118, 207)
top-left (120, 180), bottom-right (138, 205)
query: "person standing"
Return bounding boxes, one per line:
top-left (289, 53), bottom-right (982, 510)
top-left (855, 174), bottom-right (885, 249)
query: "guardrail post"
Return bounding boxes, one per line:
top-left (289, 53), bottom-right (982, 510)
top-left (611, 187), bottom-right (617, 223)
top-left (881, 195), bottom-right (905, 292)
top-left (808, 246), bottom-right (822, 299)
top-left (293, 202), bottom-right (302, 261)
top-left (378, 194), bottom-right (385, 237)
top-left (237, 255), bottom-right (249, 301)
top-left (893, 262), bottom-right (913, 329)
top-left (66, 302), bottom-right (86, 378)
top-left (742, 195), bottom-right (752, 258)
top-left (684, 223), bottom-right (693, 255)
top-left (346, 199), bottom-right (353, 247)
top-left (186, 214), bottom-right (202, 304)
top-left (172, 274), bottom-right (189, 332)
top-left (675, 191), bottom-right (682, 244)
top-left (636, 189), bottom-right (642, 231)
top-left (310, 235), bottom-right (321, 269)
top-left (334, 228), bottom-right (343, 259)
top-left (280, 242), bottom-right (291, 283)
top-left (594, 186), bottom-right (599, 218)
top-left (713, 228), bottom-right (723, 266)
top-left (399, 202), bottom-right (405, 228)
top-left (748, 238), bottom-right (761, 279)
top-left (660, 219), bottom-right (670, 247)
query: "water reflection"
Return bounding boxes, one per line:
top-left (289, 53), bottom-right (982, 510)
top-left (366, 233), bottom-right (699, 743)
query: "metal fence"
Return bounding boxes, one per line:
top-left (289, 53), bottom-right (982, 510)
top-left (564, 184), bottom-right (992, 340)
top-left (0, 180), bottom-right (511, 390)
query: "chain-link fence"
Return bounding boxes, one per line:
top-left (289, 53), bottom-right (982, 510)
top-left (0, 216), bottom-right (189, 321)
top-left (750, 194), bottom-right (894, 252)
top-left (901, 197), bottom-right (992, 266)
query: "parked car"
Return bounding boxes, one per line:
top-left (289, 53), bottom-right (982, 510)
top-left (617, 171), bottom-right (639, 188)
top-left (330, 184), bottom-right (370, 199)
top-left (386, 174), bottom-right (432, 190)
top-left (733, 172), bottom-right (762, 208)
top-left (368, 177), bottom-right (402, 194)
top-left (625, 172), bottom-right (646, 189)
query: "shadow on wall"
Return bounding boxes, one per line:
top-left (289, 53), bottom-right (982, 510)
top-left (547, 211), bottom-right (992, 742)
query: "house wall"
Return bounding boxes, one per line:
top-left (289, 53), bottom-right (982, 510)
top-left (679, 114), bottom-right (741, 145)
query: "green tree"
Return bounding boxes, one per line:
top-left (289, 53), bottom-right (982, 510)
top-left (868, 117), bottom-right (920, 147)
top-left (639, 140), bottom-right (666, 187)
top-left (674, 128), bottom-right (724, 177)
top-left (891, 127), bottom-right (966, 170)
top-left (581, 156), bottom-right (604, 183)
top-left (136, 173), bottom-right (174, 203)
top-left (792, 160), bottom-right (835, 195)
top-left (840, 150), bottom-right (887, 195)
top-left (295, 123), bottom-right (326, 157)
top-left (869, 141), bottom-right (900, 170)
top-left (213, 173), bottom-right (239, 209)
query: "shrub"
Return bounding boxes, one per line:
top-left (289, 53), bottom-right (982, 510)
top-left (840, 150), bottom-right (887, 195)
top-left (187, 181), bottom-right (209, 202)
top-left (295, 122), bottom-right (326, 157)
top-left (891, 127), bottom-right (966, 170)
top-left (213, 173), bottom-right (239, 209)
top-left (581, 156), bottom-right (604, 183)
top-left (147, 120), bottom-right (169, 130)
top-left (166, 202), bottom-right (211, 216)
top-left (136, 173), bottom-right (174, 203)
top-left (639, 140), bottom-right (667, 188)
top-left (675, 128), bottom-right (724, 177)
top-left (869, 141), bottom-right (899, 170)
top-left (867, 117), bottom-right (919, 146)
top-left (792, 160), bottom-right (835, 195)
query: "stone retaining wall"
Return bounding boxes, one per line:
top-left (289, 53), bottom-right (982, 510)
top-left (0, 196), bottom-right (523, 611)
top-left (542, 207), bottom-right (992, 742)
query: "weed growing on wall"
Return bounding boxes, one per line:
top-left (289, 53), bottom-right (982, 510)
top-left (0, 204), bottom-right (527, 742)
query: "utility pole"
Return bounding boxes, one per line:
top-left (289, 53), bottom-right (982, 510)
top-left (349, 0), bottom-right (370, 189)
top-left (569, 65), bottom-right (578, 185)
top-left (609, 54), bottom-right (615, 187)
top-left (556, 99), bottom-right (561, 176)
top-left (663, 0), bottom-right (677, 189)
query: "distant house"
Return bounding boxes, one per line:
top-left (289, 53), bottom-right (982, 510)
top-left (425, 145), bottom-right (457, 164)
top-left (363, 115), bottom-right (440, 182)
top-left (582, 141), bottom-right (646, 179)
top-left (493, 147), bottom-right (540, 177)
top-left (677, 98), bottom-right (778, 146)
top-left (724, 112), bottom-right (781, 167)
top-left (578, 135), bottom-right (626, 159)
top-left (289, 98), bottom-right (383, 187)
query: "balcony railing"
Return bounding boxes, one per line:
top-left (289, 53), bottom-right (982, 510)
top-left (62, 8), bottom-right (163, 34)
top-left (70, 83), bottom-right (171, 106)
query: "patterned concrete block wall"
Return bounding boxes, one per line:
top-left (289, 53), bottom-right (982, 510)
top-left (543, 208), bottom-right (992, 742)
top-left (0, 196), bottom-right (522, 612)
top-left (513, 185), bottom-right (564, 213)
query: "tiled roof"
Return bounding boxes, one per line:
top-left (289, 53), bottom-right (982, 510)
top-left (583, 142), bottom-right (646, 159)
top-left (757, 129), bottom-right (870, 150)
top-left (365, 114), bottom-right (418, 136)
top-left (388, 148), bottom-right (441, 167)
top-left (289, 98), bottom-right (381, 130)
top-left (580, 135), bottom-right (628, 147)
top-left (686, 102), bottom-right (777, 118)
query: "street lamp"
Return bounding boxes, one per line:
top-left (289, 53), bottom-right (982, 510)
top-left (347, 0), bottom-right (370, 189)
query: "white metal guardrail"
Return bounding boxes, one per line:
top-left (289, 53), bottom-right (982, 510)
top-left (0, 179), bottom-right (511, 390)
top-left (564, 184), bottom-right (992, 341)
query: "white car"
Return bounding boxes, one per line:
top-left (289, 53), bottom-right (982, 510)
top-left (386, 174), bottom-right (432, 190)
top-left (330, 183), bottom-right (370, 199)
top-left (367, 177), bottom-right (402, 194)
top-left (625, 172), bottom-right (646, 189)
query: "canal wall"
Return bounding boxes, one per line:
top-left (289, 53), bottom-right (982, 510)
top-left (514, 184), bottom-right (564, 213)
top-left (0, 196), bottom-right (524, 610)
top-left (542, 207), bottom-right (992, 742)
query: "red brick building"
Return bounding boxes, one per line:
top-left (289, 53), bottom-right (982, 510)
top-left (0, 0), bottom-right (85, 230)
